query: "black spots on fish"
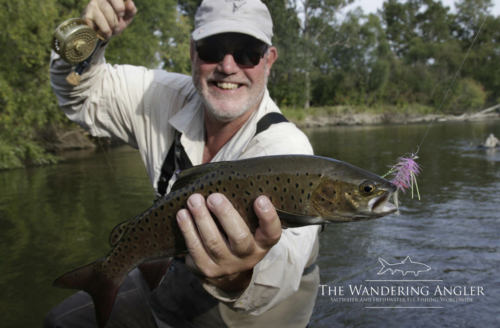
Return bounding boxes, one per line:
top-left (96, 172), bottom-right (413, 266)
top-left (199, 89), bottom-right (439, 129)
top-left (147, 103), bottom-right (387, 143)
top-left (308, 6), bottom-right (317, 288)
top-left (114, 234), bottom-right (118, 239)
top-left (215, 187), bottom-right (220, 192)
top-left (183, 192), bottom-right (188, 197)
top-left (250, 181), bottom-right (254, 187)
top-left (201, 184), bottom-right (205, 190)
top-left (169, 202), bottom-right (174, 207)
top-left (274, 186), bottom-right (278, 191)
top-left (236, 183), bottom-right (240, 189)
top-left (259, 187), bottom-right (263, 193)
top-left (244, 198), bottom-right (248, 203)
top-left (237, 204), bottom-right (240, 210)
top-left (162, 217), bottom-right (166, 222)
top-left (236, 172), bottom-right (240, 177)
top-left (146, 218), bottom-right (150, 223)
top-left (211, 173), bottom-right (215, 178)
top-left (139, 227), bottom-right (144, 232)
top-left (231, 170), bottom-right (235, 175)
top-left (209, 181), bottom-right (213, 187)
top-left (307, 193), bottom-right (311, 200)
top-left (146, 240), bottom-right (150, 245)
top-left (117, 247), bottom-right (122, 252)
top-left (232, 193), bottom-right (236, 198)
top-left (196, 179), bottom-right (201, 185)
top-left (243, 174), bottom-right (247, 178)
top-left (318, 174), bottom-right (322, 177)
top-left (229, 176), bottom-right (233, 182)
top-left (176, 196), bottom-right (181, 201)
top-left (167, 237), bottom-right (170, 242)
top-left (276, 177), bottom-right (280, 182)
top-left (280, 196), bottom-right (284, 202)
top-left (118, 228), bottom-right (123, 234)
top-left (295, 183), bottom-right (299, 189)
top-left (218, 180), bottom-right (222, 185)
top-left (294, 204), bottom-right (297, 210)
top-left (107, 259), bottom-right (111, 263)
top-left (306, 172), bottom-right (309, 176)
top-left (134, 245), bottom-right (138, 249)
top-left (124, 245), bottom-right (128, 249)
top-left (246, 207), bottom-right (249, 212)
top-left (291, 195), bottom-right (295, 201)
top-left (153, 243), bottom-right (157, 248)
top-left (299, 198), bottom-right (303, 204)
top-left (147, 226), bottom-right (151, 231)
top-left (296, 173), bottom-right (300, 176)
top-left (131, 255), bottom-right (135, 259)
top-left (181, 204), bottom-right (186, 209)
top-left (220, 171), bottom-right (224, 176)
top-left (309, 182), bottom-right (313, 187)
top-left (283, 188), bottom-right (287, 193)
top-left (281, 204), bottom-right (285, 210)
top-left (245, 191), bottom-right (251, 196)
top-left (132, 228), bottom-right (136, 233)
top-left (268, 168), bottom-right (272, 172)
top-left (321, 197), bottom-right (325, 202)
top-left (266, 180), bottom-right (269, 185)
top-left (154, 223), bottom-right (159, 227)
top-left (287, 178), bottom-right (291, 183)
top-left (127, 237), bottom-right (131, 242)
top-left (166, 226), bottom-right (170, 231)
top-left (192, 187), bottom-right (195, 192)
top-left (205, 174), bottom-right (209, 180)
top-left (348, 192), bottom-right (352, 196)
top-left (223, 187), bottom-right (227, 192)
top-left (208, 190), bottom-right (213, 195)
top-left (134, 236), bottom-right (139, 241)
top-left (257, 175), bottom-right (261, 180)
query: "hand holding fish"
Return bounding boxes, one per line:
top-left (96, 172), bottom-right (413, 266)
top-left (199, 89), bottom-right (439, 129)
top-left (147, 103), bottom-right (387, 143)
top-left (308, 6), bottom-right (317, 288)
top-left (178, 194), bottom-right (282, 292)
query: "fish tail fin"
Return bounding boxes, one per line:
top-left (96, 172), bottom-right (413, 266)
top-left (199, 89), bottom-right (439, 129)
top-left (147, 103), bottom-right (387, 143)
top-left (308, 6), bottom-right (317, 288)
top-left (54, 259), bottom-right (124, 328)
top-left (378, 258), bottom-right (392, 275)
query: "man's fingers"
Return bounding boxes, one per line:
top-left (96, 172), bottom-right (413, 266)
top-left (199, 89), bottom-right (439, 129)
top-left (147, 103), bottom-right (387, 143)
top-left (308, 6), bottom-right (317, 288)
top-left (187, 194), bottom-right (229, 261)
top-left (86, 8), bottom-right (112, 38)
top-left (176, 209), bottom-right (212, 267)
top-left (98, 0), bottom-right (120, 34)
top-left (253, 196), bottom-right (282, 249)
top-left (108, 0), bottom-right (126, 18)
top-left (206, 194), bottom-right (254, 257)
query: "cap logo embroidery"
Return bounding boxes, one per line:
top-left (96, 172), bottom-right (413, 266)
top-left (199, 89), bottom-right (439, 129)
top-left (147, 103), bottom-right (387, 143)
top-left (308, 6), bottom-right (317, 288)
top-left (226, 0), bottom-right (247, 12)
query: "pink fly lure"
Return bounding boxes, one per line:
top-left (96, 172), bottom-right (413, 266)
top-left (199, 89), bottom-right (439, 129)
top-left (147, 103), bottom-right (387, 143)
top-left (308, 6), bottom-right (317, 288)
top-left (382, 153), bottom-right (421, 214)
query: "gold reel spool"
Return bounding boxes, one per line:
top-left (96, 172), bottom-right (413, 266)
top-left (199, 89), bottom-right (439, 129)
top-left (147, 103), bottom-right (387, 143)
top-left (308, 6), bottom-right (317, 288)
top-left (52, 18), bottom-right (101, 66)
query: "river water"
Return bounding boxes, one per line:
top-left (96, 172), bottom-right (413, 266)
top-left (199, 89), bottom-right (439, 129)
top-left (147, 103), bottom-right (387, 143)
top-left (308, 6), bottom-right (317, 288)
top-left (0, 121), bottom-right (499, 327)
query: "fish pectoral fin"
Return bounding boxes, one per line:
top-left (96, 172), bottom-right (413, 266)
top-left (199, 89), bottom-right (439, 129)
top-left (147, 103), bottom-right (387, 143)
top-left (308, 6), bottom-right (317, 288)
top-left (109, 219), bottom-right (132, 247)
top-left (171, 162), bottom-right (225, 192)
top-left (138, 258), bottom-right (174, 291)
top-left (276, 209), bottom-right (326, 228)
top-left (54, 259), bottom-right (124, 328)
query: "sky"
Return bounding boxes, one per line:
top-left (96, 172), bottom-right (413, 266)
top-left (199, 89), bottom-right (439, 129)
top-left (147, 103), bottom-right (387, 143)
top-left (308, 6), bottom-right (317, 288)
top-left (343, 0), bottom-right (500, 16)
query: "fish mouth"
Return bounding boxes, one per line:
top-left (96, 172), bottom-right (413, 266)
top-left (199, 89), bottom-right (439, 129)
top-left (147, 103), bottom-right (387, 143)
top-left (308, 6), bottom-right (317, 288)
top-left (369, 192), bottom-right (397, 215)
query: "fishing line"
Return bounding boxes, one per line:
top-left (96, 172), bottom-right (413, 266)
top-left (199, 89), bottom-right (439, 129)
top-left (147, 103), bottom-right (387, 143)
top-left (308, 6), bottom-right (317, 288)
top-left (416, 15), bottom-right (488, 153)
top-left (384, 14), bottom-right (488, 204)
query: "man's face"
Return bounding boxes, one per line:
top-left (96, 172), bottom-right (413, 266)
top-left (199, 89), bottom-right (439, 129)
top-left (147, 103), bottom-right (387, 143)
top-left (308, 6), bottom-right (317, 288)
top-left (191, 33), bottom-right (278, 122)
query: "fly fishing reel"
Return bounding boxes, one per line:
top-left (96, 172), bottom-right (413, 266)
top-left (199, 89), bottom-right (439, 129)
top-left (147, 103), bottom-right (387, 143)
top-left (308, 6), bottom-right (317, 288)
top-left (52, 18), bottom-right (105, 86)
top-left (52, 18), bottom-right (101, 66)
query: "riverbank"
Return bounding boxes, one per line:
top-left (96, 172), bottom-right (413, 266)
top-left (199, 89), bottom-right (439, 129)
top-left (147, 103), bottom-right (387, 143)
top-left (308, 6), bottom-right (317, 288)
top-left (281, 105), bottom-right (500, 128)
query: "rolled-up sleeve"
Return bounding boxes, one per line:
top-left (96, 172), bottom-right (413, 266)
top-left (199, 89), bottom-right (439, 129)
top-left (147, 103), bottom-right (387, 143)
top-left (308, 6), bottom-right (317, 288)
top-left (50, 46), bottom-right (154, 148)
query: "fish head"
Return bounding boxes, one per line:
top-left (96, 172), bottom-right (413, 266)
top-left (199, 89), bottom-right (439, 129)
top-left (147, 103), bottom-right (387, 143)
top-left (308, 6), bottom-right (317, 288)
top-left (311, 159), bottom-right (397, 222)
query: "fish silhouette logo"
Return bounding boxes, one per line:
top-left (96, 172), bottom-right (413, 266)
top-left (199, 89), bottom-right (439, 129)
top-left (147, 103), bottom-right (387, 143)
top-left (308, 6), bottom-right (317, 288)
top-left (378, 256), bottom-right (431, 276)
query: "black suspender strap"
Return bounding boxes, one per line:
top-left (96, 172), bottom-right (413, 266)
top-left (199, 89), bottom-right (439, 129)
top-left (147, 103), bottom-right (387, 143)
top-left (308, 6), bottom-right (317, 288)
top-left (254, 112), bottom-right (288, 137)
top-left (157, 112), bottom-right (288, 197)
top-left (157, 131), bottom-right (193, 197)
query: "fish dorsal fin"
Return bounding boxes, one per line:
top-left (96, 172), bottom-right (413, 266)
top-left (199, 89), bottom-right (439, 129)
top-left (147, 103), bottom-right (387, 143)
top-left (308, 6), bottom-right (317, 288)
top-left (171, 162), bottom-right (225, 192)
top-left (109, 220), bottom-right (131, 247)
top-left (404, 256), bottom-right (411, 263)
top-left (276, 209), bottom-right (327, 228)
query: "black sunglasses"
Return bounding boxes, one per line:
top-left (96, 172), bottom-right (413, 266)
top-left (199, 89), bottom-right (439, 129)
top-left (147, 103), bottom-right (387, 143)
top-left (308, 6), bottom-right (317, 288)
top-left (196, 43), bottom-right (268, 66)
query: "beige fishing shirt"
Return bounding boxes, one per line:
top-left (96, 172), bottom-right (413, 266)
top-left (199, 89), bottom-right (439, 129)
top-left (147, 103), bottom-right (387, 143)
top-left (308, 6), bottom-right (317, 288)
top-left (50, 47), bottom-right (320, 328)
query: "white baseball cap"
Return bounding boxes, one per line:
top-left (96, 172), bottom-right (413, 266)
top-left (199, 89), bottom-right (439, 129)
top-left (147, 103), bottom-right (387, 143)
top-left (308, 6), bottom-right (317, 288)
top-left (192, 0), bottom-right (274, 45)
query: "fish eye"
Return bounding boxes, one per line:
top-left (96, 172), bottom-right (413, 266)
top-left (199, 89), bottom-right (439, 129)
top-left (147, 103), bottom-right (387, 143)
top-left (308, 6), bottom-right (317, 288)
top-left (360, 182), bottom-right (377, 195)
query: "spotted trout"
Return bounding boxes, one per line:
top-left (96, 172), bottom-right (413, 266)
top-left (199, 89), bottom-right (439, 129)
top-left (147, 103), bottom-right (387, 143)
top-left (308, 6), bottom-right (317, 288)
top-left (54, 155), bottom-right (397, 327)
